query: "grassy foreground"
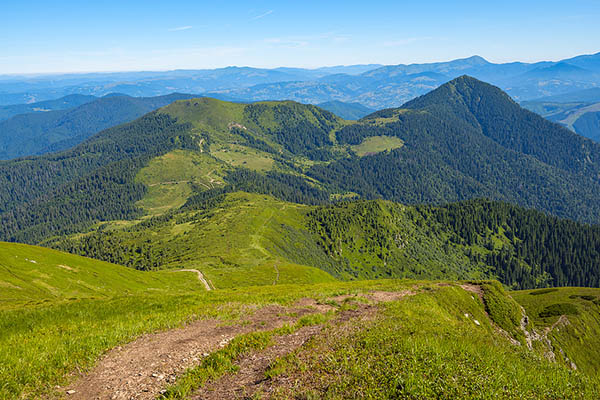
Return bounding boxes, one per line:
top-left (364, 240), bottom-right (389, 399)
top-left (2, 241), bottom-right (600, 399)
top-left (268, 285), bottom-right (600, 399)
top-left (0, 242), bottom-right (413, 399)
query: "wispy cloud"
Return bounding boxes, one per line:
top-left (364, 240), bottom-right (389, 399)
top-left (168, 26), bottom-right (193, 32)
top-left (251, 10), bottom-right (273, 20)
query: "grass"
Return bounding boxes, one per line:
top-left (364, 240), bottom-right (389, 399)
top-left (0, 242), bottom-right (203, 306)
top-left (161, 312), bottom-right (332, 399)
top-left (54, 192), bottom-right (340, 288)
top-left (0, 255), bottom-right (416, 400)
top-left (479, 281), bottom-right (524, 342)
top-left (350, 135), bottom-right (404, 156)
top-left (135, 150), bottom-right (229, 215)
top-left (270, 285), bottom-right (600, 399)
top-left (211, 143), bottom-right (275, 172)
top-left (513, 286), bottom-right (600, 375)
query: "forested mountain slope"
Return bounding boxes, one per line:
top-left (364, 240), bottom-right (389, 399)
top-left (3, 76), bottom-right (600, 249)
top-left (0, 93), bottom-right (197, 159)
top-left (51, 192), bottom-right (600, 290)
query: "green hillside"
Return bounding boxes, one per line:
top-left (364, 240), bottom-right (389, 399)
top-left (513, 287), bottom-right (600, 376)
top-left (0, 93), bottom-right (197, 160)
top-left (3, 263), bottom-right (599, 398)
top-left (0, 241), bottom-right (205, 306)
top-left (52, 192), bottom-right (600, 290)
top-left (3, 76), bottom-right (600, 291)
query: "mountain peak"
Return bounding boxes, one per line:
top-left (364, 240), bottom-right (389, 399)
top-left (401, 74), bottom-right (511, 111)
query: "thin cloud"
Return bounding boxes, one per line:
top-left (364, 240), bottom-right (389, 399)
top-left (251, 10), bottom-right (273, 20)
top-left (168, 26), bottom-right (193, 32)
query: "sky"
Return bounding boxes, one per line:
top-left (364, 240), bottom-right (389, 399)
top-left (1, 0), bottom-right (600, 74)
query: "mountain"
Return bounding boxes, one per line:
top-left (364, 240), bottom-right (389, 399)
top-left (522, 88), bottom-right (600, 142)
top-left (316, 100), bottom-right (374, 119)
top-left (0, 94), bottom-right (97, 121)
top-left (4, 76), bottom-right (600, 260)
top-left (208, 53), bottom-right (600, 108)
top-left (0, 93), bottom-right (197, 159)
top-left (2, 53), bottom-right (600, 109)
top-left (5, 77), bottom-right (600, 399)
top-left (50, 191), bottom-right (600, 289)
top-left (0, 65), bottom-right (384, 105)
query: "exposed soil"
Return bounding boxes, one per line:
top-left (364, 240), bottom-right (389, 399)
top-left (190, 292), bottom-right (414, 399)
top-left (59, 291), bottom-right (413, 400)
top-left (61, 305), bottom-right (308, 400)
top-left (459, 283), bottom-right (484, 301)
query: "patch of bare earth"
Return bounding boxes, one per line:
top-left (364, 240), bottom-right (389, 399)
top-left (59, 290), bottom-right (412, 399)
top-left (61, 305), bottom-right (313, 400)
top-left (189, 291), bottom-right (414, 400)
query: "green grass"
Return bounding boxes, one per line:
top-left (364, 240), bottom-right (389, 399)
top-left (54, 192), bottom-right (340, 287)
top-left (479, 281), bottom-right (524, 342)
top-left (270, 285), bottom-right (600, 399)
top-left (161, 311), bottom-right (332, 399)
top-left (211, 143), bottom-right (275, 171)
top-left (513, 287), bottom-right (600, 375)
top-left (0, 242), bottom-right (203, 306)
top-left (350, 135), bottom-right (404, 156)
top-left (0, 255), bottom-right (415, 400)
top-left (135, 150), bottom-right (229, 215)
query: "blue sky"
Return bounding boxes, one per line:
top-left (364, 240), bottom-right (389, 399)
top-left (1, 0), bottom-right (600, 74)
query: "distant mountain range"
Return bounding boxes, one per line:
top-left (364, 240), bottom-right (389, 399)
top-left (1, 53), bottom-right (599, 109)
top-left (522, 88), bottom-right (600, 142)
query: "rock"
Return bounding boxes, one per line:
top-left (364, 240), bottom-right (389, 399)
top-left (66, 390), bottom-right (76, 395)
top-left (474, 319), bottom-right (481, 326)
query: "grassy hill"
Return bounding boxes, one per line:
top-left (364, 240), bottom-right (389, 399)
top-left (513, 287), bottom-right (600, 376)
top-left (2, 259), bottom-right (599, 398)
top-left (0, 241), bottom-right (204, 306)
top-left (50, 192), bottom-right (600, 291)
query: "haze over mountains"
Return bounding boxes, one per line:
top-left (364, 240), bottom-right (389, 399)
top-left (2, 52), bottom-right (600, 161)
top-left (2, 53), bottom-right (600, 109)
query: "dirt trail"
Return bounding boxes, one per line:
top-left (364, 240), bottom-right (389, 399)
top-left (190, 291), bottom-right (413, 399)
top-left (60, 291), bottom-right (412, 400)
top-left (175, 269), bottom-right (211, 291)
top-left (62, 305), bottom-right (312, 400)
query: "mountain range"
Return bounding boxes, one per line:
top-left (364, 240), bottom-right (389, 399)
top-left (1, 75), bottom-right (600, 289)
top-left (2, 53), bottom-right (599, 109)
top-left (4, 73), bottom-right (600, 398)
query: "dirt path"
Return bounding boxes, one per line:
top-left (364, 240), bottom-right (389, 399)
top-left (60, 291), bottom-right (412, 399)
top-left (175, 269), bottom-right (211, 291)
top-left (189, 291), bottom-right (413, 399)
top-left (61, 305), bottom-right (315, 400)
